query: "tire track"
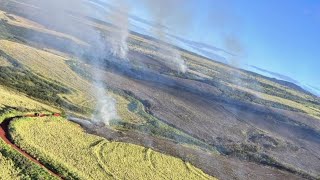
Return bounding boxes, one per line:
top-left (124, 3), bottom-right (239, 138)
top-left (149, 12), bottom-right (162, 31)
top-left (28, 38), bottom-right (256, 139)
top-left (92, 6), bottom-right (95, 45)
top-left (91, 140), bottom-right (119, 179)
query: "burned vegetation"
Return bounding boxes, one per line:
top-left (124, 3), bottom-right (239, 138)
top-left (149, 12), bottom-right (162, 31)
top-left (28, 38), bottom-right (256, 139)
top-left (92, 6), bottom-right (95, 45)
top-left (0, 1), bottom-right (319, 180)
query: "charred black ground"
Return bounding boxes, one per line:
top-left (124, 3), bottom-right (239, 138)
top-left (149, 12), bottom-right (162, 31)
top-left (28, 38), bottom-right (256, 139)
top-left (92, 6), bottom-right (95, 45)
top-left (0, 1), bottom-right (320, 179)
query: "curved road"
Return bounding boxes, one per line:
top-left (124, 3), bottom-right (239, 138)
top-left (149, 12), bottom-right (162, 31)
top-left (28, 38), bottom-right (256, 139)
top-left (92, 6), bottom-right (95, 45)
top-left (0, 116), bottom-right (62, 179)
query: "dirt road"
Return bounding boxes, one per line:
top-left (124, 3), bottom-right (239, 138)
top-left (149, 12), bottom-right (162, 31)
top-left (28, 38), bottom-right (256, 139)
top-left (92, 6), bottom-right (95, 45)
top-left (0, 116), bottom-right (62, 179)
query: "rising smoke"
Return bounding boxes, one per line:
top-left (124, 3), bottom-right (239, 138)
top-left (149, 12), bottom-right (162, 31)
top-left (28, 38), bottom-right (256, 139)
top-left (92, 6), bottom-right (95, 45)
top-left (224, 35), bottom-right (245, 67)
top-left (107, 0), bottom-right (130, 60)
top-left (8, 0), bottom-right (246, 125)
top-left (14, 0), bottom-right (120, 125)
top-left (139, 0), bottom-right (188, 73)
top-left (93, 85), bottom-right (119, 125)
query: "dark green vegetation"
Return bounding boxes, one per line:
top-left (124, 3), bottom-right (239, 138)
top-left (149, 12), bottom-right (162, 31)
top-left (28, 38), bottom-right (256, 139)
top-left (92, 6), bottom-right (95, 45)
top-left (0, 50), bottom-right (85, 113)
top-left (0, 109), bottom-right (57, 180)
top-left (66, 60), bottom-right (93, 81)
top-left (67, 60), bottom-right (216, 152)
top-left (0, 140), bottom-right (57, 180)
top-left (110, 91), bottom-right (216, 152)
top-left (0, 1), bottom-right (319, 179)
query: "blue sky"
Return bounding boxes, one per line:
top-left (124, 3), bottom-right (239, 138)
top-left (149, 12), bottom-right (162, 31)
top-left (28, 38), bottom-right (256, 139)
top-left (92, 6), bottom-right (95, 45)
top-left (101, 0), bottom-right (320, 93)
top-left (233, 1), bottom-right (320, 90)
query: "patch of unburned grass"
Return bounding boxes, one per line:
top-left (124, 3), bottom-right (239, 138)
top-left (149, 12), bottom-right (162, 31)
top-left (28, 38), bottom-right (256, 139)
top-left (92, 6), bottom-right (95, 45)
top-left (0, 153), bottom-right (21, 180)
top-left (0, 110), bottom-right (57, 179)
top-left (9, 117), bottom-right (216, 180)
top-left (0, 40), bottom-right (95, 112)
top-left (0, 40), bottom-right (84, 89)
top-left (112, 92), bottom-right (146, 124)
top-left (0, 114), bottom-right (57, 180)
top-left (0, 56), bottom-right (12, 67)
top-left (0, 85), bottom-right (59, 113)
top-left (0, 139), bottom-right (57, 180)
top-left (225, 82), bottom-right (320, 119)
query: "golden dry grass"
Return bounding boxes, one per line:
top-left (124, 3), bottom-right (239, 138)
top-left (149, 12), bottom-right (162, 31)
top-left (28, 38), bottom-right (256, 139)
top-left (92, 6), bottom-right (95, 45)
top-left (0, 10), bottom-right (88, 46)
top-left (0, 136), bottom-right (56, 179)
top-left (0, 153), bottom-right (21, 180)
top-left (0, 85), bottom-right (58, 112)
top-left (112, 92), bottom-right (145, 124)
top-left (225, 82), bottom-right (320, 119)
top-left (0, 56), bottom-right (12, 67)
top-left (256, 77), bottom-right (315, 101)
top-left (0, 39), bottom-right (95, 110)
top-left (0, 38), bottom-right (154, 119)
top-left (10, 117), bottom-right (216, 180)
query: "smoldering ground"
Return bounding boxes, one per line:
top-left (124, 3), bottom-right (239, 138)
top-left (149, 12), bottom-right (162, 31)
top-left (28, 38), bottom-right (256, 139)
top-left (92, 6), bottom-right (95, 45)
top-left (2, 1), bottom-right (319, 179)
top-left (5, 0), bottom-right (250, 123)
top-left (5, 0), bottom-right (249, 127)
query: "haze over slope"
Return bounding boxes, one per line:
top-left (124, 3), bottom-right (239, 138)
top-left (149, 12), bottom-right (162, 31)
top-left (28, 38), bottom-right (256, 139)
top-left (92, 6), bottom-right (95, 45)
top-left (0, 0), bottom-right (319, 180)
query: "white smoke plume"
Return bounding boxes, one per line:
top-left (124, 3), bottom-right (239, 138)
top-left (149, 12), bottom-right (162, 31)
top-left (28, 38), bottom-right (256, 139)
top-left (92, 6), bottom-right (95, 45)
top-left (224, 35), bottom-right (245, 67)
top-left (139, 0), bottom-right (188, 73)
top-left (107, 0), bottom-right (130, 60)
top-left (160, 45), bottom-right (187, 73)
top-left (14, 0), bottom-right (119, 125)
top-left (93, 86), bottom-right (119, 125)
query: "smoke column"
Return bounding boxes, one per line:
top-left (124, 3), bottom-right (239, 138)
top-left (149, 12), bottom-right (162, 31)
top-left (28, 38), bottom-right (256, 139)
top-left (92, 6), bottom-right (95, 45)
top-left (139, 0), bottom-right (188, 73)
top-left (224, 35), bottom-right (245, 67)
top-left (107, 0), bottom-right (130, 60)
top-left (14, 0), bottom-right (119, 125)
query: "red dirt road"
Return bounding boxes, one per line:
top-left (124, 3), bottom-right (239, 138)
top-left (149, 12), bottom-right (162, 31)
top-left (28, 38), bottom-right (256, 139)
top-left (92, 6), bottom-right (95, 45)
top-left (0, 117), bottom-right (62, 179)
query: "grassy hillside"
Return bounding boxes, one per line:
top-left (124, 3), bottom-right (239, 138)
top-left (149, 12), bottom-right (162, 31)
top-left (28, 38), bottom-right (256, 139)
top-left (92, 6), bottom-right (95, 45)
top-left (0, 153), bottom-right (21, 180)
top-left (0, 86), bottom-right (58, 113)
top-left (0, 40), bottom-right (95, 114)
top-left (0, 42), bottom-right (215, 152)
top-left (0, 139), bottom-right (57, 180)
top-left (0, 111), bottom-right (57, 180)
top-left (0, 1), bottom-right (319, 179)
top-left (9, 116), bottom-right (216, 180)
top-left (1, 2), bottom-right (319, 119)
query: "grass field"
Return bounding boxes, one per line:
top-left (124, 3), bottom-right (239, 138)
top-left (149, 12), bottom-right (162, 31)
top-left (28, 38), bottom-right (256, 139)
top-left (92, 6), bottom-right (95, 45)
top-left (0, 3), bottom-right (319, 179)
top-left (0, 39), bottom-right (95, 109)
top-left (0, 87), bottom-right (59, 180)
top-left (0, 85), bottom-right (59, 113)
top-left (0, 56), bottom-right (12, 67)
top-left (1, 5), bottom-right (319, 120)
top-left (112, 92), bottom-right (146, 124)
top-left (9, 116), bottom-right (216, 180)
top-left (0, 37), bottom-right (212, 151)
top-left (0, 139), bottom-right (57, 180)
top-left (0, 153), bottom-right (21, 180)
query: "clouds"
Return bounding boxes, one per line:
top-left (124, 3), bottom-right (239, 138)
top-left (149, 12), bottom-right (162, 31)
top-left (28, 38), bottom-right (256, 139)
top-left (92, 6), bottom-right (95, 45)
top-left (249, 65), bottom-right (300, 84)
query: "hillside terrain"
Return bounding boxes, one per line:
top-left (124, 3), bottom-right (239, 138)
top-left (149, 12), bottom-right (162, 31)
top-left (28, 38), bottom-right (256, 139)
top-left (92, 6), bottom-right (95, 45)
top-left (0, 0), bottom-right (320, 179)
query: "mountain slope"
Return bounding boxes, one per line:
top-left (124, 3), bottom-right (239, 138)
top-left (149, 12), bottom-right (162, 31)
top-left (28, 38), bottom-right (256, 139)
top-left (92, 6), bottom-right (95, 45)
top-left (0, 0), bottom-right (319, 179)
